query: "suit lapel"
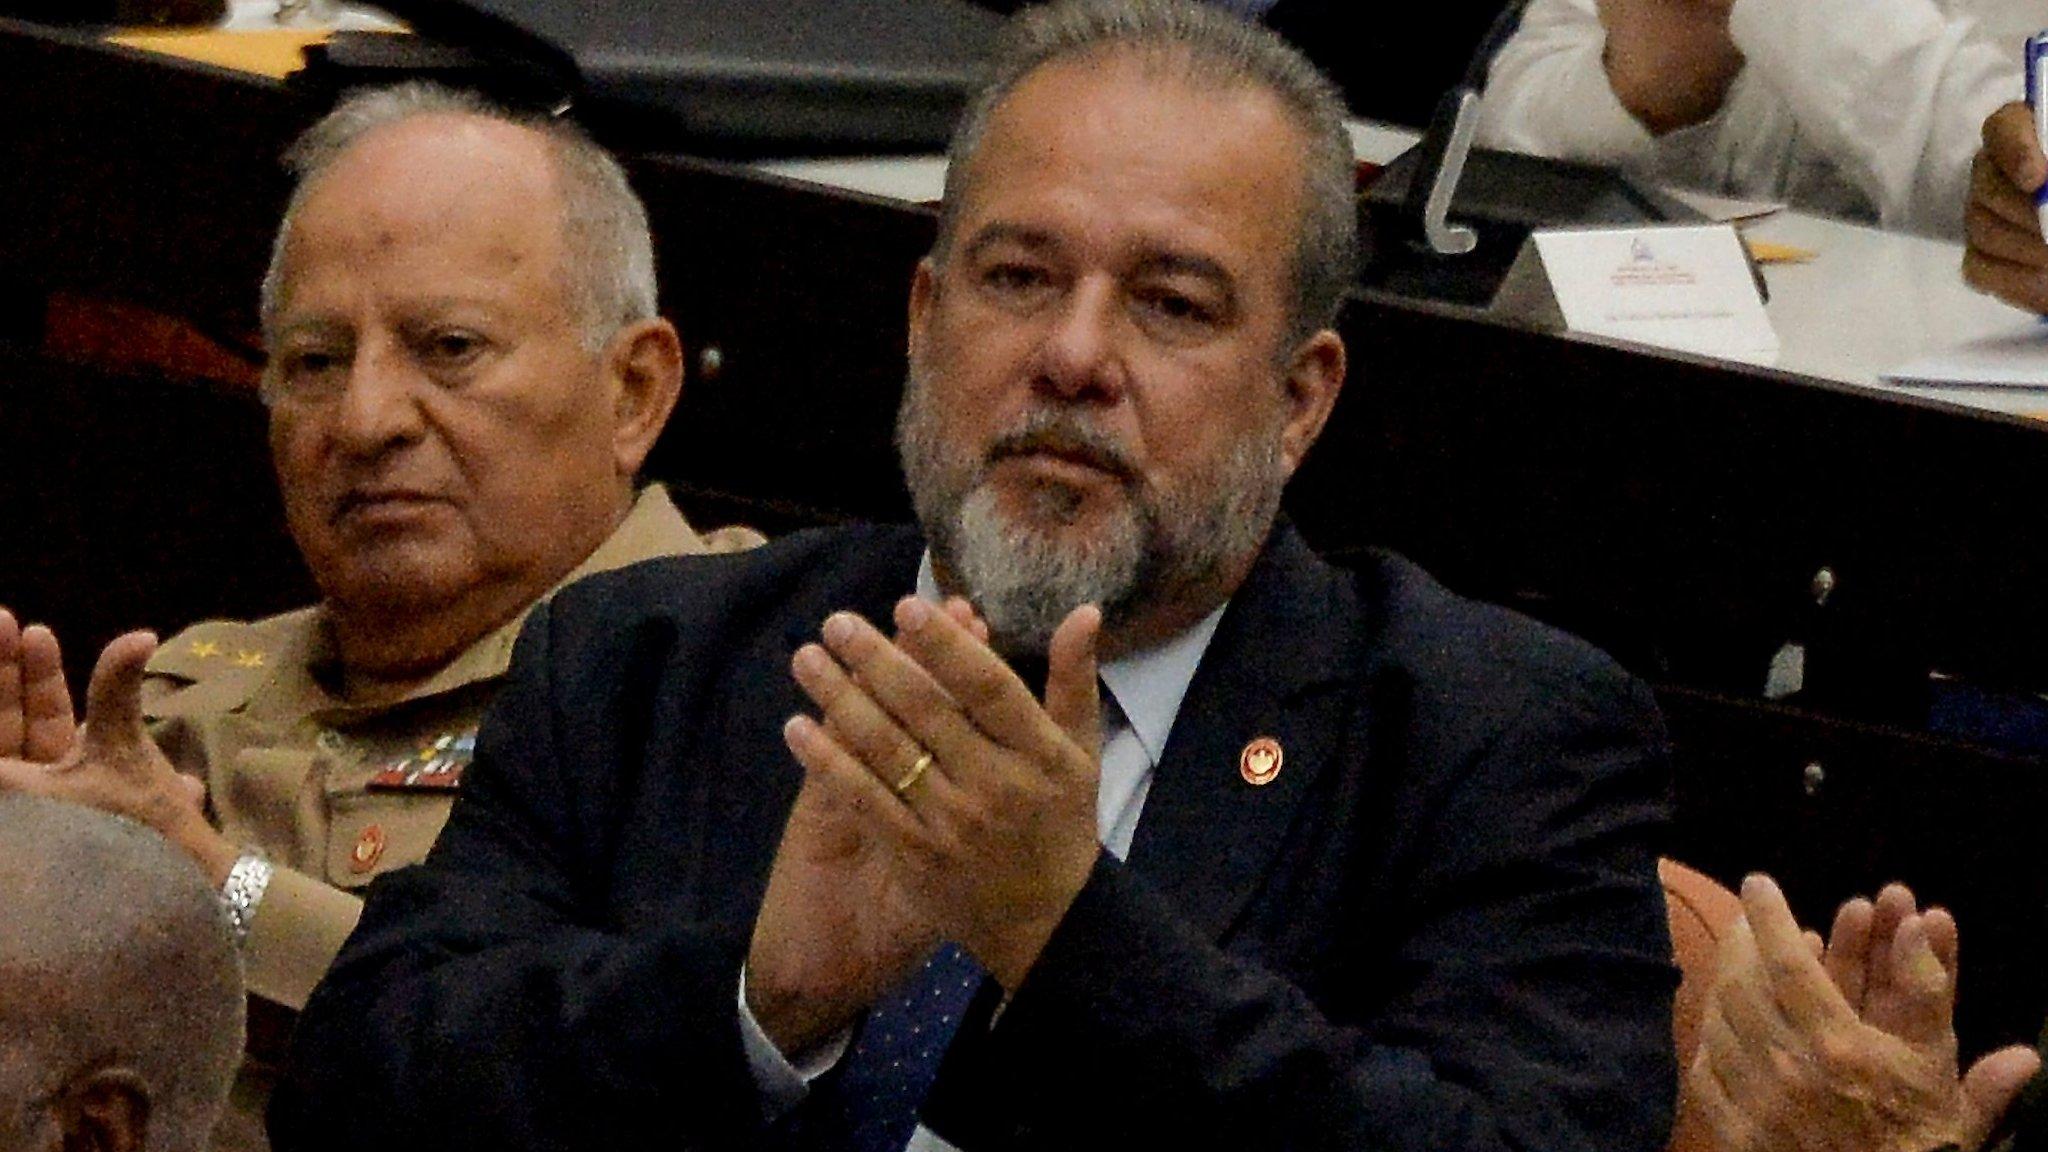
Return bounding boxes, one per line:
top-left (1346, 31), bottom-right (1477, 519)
top-left (761, 525), bottom-right (927, 656)
top-left (1124, 527), bottom-right (1362, 942)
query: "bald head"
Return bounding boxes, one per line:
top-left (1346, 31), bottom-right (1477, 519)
top-left (0, 795), bottom-right (243, 1152)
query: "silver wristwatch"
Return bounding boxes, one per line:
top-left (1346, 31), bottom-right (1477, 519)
top-left (219, 851), bottom-right (274, 947)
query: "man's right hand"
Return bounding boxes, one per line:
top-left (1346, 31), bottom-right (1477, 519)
top-left (1690, 875), bottom-right (2040, 1152)
top-left (1963, 102), bottom-right (2048, 313)
top-left (743, 598), bottom-right (994, 1057)
top-left (745, 742), bottom-right (942, 1057)
top-left (1596, 0), bottom-right (1744, 135)
top-left (1821, 884), bottom-right (2042, 1152)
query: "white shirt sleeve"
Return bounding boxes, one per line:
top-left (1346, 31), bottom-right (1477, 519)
top-left (735, 966), bottom-right (853, 1119)
top-left (1726, 0), bottom-right (2014, 237)
top-left (1475, 0), bottom-right (1661, 163)
top-left (1476, 0), bottom-right (2017, 237)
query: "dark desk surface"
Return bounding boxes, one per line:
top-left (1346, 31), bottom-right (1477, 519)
top-left (7, 20), bottom-right (2048, 1053)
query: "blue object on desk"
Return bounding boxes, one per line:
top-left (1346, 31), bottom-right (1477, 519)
top-left (2027, 32), bottom-right (2048, 236)
top-left (1929, 678), bottom-right (2048, 755)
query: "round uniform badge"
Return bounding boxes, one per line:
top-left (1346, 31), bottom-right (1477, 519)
top-left (350, 824), bottom-right (387, 873)
top-left (1239, 737), bottom-right (1283, 786)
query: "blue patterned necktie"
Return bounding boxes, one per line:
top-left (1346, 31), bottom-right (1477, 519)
top-left (795, 942), bottom-right (987, 1152)
top-left (790, 653), bottom-right (1060, 1150)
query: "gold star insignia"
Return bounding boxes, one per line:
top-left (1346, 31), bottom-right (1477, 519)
top-left (190, 641), bottom-right (221, 658)
top-left (233, 651), bottom-right (266, 668)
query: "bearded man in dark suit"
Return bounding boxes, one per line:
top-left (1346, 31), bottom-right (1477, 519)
top-left (273, 4), bottom-right (1677, 1150)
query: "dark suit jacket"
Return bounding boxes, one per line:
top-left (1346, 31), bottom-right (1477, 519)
top-left (271, 523), bottom-right (1676, 1152)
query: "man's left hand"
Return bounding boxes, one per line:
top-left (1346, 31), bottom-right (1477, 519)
top-left (787, 596), bottom-right (1103, 992)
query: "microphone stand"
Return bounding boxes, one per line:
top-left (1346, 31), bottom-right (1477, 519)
top-left (1399, 0), bottom-right (1536, 255)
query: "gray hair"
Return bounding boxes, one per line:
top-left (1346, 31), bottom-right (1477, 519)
top-left (934, 0), bottom-right (1358, 343)
top-left (0, 794), bottom-right (244, 1152)
top-left (258, 81), bottom-right (658, 353)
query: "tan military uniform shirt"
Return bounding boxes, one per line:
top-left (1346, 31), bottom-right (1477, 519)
top-left (140, 485), bottom-right (760, 1151)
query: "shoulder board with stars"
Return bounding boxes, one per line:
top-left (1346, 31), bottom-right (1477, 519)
top-left (145, 619), bottom-right (273, 685)
top-left (142, 619), bottom-right (282, 722)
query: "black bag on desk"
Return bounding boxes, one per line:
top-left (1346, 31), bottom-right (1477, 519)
top-left (303, 0), bottom-right (1001, 156)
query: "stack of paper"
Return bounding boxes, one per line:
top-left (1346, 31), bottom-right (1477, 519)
top-left (1883, 323), bottom-right (2048, 389)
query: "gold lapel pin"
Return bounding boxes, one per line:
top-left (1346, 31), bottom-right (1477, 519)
top-left (1239, 736), bottom-right (1283, 786)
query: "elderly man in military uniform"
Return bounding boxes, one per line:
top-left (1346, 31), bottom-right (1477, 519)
top-left (0, 81), bottom-right (759, 1149)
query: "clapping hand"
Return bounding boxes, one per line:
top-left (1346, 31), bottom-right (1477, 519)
top-left (1689, 875), bottom-right (2039, 1152)
top-left (748, 594), bottom-right (1104, 1055)
top-left (0, 610), bottom-right (234, 885)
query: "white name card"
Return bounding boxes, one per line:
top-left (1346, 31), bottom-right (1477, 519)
top-left (1493, 224), bottom-right (1778, 362)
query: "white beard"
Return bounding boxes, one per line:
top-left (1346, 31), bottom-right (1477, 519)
top-left (897, 368), bottom-right (1286, 656)
top-left (945, 469), bottom-right (1150, 656)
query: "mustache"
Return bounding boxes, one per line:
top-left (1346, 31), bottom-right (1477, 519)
top-left (984, 411), bottom-right (1138, 483)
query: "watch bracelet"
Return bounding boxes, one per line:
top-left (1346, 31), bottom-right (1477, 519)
top-left (219, 851), bottom-right (273, 946)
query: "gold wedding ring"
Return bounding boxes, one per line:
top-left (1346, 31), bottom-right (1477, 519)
top-left (892, 751), bottom-right (935, 796)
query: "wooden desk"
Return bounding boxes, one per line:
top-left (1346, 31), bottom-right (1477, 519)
top-left (765, 126), bottom-right (2047, 409)
top-left (656, 150), bottom-right (2048, 700)
top-left (0, 18), bottom-right (311, 341)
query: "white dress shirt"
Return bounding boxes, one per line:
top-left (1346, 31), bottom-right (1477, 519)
top-left (1475, 0), bottom-right (2035, 238)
